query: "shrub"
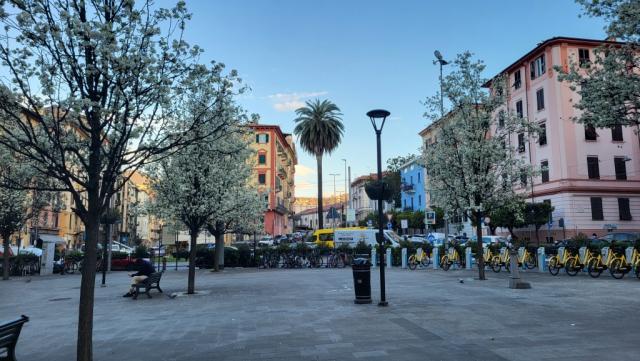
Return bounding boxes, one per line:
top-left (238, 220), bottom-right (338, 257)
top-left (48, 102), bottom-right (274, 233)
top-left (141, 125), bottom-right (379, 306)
top-left (66, 250), bottom-right (84, 262)
top-left (353, 241), bottom-right (371, 257)
top-left (237, 244), bottom-right (253, 267)
top-left (224, 248), bottom-right (239, 266)
top-left (133, 245), bottom-right (150, 259)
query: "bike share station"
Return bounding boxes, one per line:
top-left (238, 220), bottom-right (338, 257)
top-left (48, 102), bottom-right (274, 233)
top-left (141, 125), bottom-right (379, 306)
top-left (38, 234), bottom-right (67, 276)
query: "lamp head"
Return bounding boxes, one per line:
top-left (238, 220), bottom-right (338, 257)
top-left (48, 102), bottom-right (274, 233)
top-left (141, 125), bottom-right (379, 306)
top-left (366, 109), bottom-right (391, 132)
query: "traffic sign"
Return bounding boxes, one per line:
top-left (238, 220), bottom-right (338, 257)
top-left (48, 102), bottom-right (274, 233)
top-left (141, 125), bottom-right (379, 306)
top-left (427, 233), bottom-right (435, 242)
top-left (387, 222), bottom-right (393, 230)
top-left (367, 220), bottom-right (373, 227)
top-left (401, 219), bottom-right (408, 229)
top-left (425, 211), bottom-right (436, 225)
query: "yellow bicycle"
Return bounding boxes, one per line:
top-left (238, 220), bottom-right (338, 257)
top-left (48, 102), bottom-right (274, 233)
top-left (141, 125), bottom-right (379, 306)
top-left (408, 249), bottom-right (431, 270)
top-left (608, 247), bottom-right (639, 279)
top-left (564, 247), bottom-right (598, 276)
top-left (490, 248), bottom-right (510, 273)
top-left (548, 247), bottom-right (580, 276)
top-left (440, 247), bottom-right (461, 271)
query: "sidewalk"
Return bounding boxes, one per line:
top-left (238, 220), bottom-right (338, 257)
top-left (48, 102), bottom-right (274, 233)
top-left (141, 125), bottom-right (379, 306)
top-left (1, 267), bottom-right (639, 360)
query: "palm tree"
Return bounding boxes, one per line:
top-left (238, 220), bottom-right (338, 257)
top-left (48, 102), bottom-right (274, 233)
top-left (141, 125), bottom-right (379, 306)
top-left (294, 99), bottom-right (344, 230)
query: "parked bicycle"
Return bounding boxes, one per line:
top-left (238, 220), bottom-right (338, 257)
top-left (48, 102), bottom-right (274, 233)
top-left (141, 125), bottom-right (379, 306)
top-left (408, 249), bottom-right (430, 270)
top-left (440, 247), bottom-right (462, 271)
top-left (548, 247), bottom-right (580, 276)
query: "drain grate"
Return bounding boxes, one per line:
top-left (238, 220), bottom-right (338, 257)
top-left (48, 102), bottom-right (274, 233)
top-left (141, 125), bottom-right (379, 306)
top-left (48, 297), bottom-right (72, 302)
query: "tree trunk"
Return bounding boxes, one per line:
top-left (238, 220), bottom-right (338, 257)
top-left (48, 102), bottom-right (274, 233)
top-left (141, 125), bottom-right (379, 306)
top-left (474, 211), bottom-right (486, 280)
top-left (187, 230), bottom-right (198, 294)
top-left (2, 236), bottom-right (10, 280)
top-left (101, 226), bottom-right (108, 286)
top-left (77, 215), bottom-right (99, 361)
top-left (316, 154), bottom-right (323, 229)
top-left (213, 221), bottom-right (225, 271)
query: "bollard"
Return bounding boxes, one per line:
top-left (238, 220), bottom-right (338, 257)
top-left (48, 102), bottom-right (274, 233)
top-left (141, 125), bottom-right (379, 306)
top-left (601, 246), bottom-right (609, 260)
top-left (579, 247), bottom-right (587, 272)
top-left (401, 248), bottom-right (408, 269)
top-left (537, 247), bottom-right (546, 273)
top-left (465, 247), bottom-right (472, 270)
top-left (626, 247), bottom-right (634, 265)
top-left (518, 247), bottom-right (525, 270)
top-left (433, 247), bottom-right (439, 269)
top-left (162, 257), bottom-right (167, 271)
top-left (386, 248), bottom-right (392, 268)
top-left (371, 248), bottom-right (377, 267)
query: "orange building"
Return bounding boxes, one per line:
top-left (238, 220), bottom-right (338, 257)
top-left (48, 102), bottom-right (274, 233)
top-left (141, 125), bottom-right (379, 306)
top-left (248, 123), bottom-right (297, 236)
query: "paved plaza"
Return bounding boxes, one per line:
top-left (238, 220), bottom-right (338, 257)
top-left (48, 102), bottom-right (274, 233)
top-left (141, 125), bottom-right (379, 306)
top-left (1, 266), bottom-right (640, 360)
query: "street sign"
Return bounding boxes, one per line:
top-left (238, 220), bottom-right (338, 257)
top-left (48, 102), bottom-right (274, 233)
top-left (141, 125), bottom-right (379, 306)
top-left (401, 219), bottom-right (408, 229)
top-left (367, 220), bottom-right (373, 227)
top-left (425, 211), bottom-right (436, 225)
top-left (427, 233), bottom-right (435, 242)
top-left (326, 207), bottom-right (339, 219)
top-left (387, 222), bottom-right (393, 230)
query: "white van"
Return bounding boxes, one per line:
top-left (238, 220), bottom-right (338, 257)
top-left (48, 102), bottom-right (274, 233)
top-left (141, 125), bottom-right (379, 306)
top-left (334, 229), bottom-right (401, 248)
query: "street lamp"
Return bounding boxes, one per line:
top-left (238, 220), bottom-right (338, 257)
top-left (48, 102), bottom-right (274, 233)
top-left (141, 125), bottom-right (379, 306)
top-left (342, 158), bottom-right (348, 225)
top-left (433, 50), bottom-right (449, 117)
top-left (367, 109), bottom-right (390, 307)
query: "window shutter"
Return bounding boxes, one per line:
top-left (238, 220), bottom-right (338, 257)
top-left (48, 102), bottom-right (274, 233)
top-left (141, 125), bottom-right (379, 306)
top-left (614, 157), bottom-right (627, 180)
top-left (590, 197), bottom-right (603, 220)
top-left (618, 198), bottom-right (631, 221)
top-left (611, 124), bottom-right (623, 141)
top-left (587, 156), bottom-right (600, 179)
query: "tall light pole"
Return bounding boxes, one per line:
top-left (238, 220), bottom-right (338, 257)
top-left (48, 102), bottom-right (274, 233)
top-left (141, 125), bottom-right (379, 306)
top-left (367, 109), bottom-right (390, 307)
top-left (342, 159), bottom-right (348, 226)
top-left (434, 50), bottom-right (449, 118)
top-left (329, 173), bottom-right (340, 229)
top-left (434, 50), bottom-right (449, 245)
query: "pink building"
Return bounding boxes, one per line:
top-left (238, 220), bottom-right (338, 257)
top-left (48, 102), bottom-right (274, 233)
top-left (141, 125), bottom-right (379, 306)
top-left (487, 37), bottom-right (639, 239)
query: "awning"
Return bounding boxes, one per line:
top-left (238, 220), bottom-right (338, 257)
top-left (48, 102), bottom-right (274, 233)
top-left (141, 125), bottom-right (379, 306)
top-left (38, 234), bottom-right (67, 244)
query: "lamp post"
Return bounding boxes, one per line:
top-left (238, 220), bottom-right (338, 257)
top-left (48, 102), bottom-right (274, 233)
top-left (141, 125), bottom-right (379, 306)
top-left (329, 173), bottom-right (340, 230)
top-left (367, 109), bottom-right (390, 307)
top-left (342, 159), bottom-right (348, 225)
top-left (433, 50), bottom-right (449, 117)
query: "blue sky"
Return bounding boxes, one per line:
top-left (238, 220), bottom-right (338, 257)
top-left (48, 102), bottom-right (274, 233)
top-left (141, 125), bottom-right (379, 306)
top-left (172, 0), bottom-right (606, 197)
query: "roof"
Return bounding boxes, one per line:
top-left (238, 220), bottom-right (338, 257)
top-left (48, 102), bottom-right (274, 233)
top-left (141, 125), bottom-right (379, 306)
top-left (350, 172), bottom-right (388, 187)
top-left (483, 36), bottom-right (625, 88)
top-left (297, 202), bottom-right (346, 216)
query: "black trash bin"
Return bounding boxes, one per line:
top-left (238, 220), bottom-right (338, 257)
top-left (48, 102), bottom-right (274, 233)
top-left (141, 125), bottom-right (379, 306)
top-left (352, 257), bottom-right (372, 304)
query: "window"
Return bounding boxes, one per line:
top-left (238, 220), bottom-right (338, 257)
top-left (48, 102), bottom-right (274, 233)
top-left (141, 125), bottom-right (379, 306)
top-left (516, 100), bottom-right (523, 118)
top-left (541, 160), bottom-right (549, 183)
top-left (517, 133), bottom-right (525, 153)
top-left (498, 110), bottom-right (505, 128)
top-left (514, 70), bottom-right (521, 89)
top-left (578, 48), bottom-right (591, 67)
top-left (256, 134), bottom-right (269, 143)
top-left (585, 125), bottom-right (597, 141)
top-left (536, 88), bottom-right (545, 111)
top-left (258, 173), bottom-right (266, 184)
top-left (611, 124), bottom-right (623, 141)
top-left (587, 156), bottom-right (600, 179)
top-left (417, 172), bottom-right (420, 183)
top-left (618, 198), bottom-right (632, 221)
top-left (539, 123), bottom-right (547, 145)
top-left (520, 168), bottom-right (528, 187)
top-left (530, 54), bottom-right (546, 79)
top-left (614, 157), bottom-right (627, 180)
top-left (258, 154), bottom-right (266, 165)
top-left (418, 195), bottom-right (421, 207)
top-left (590, 197), bottom-right (603, 220)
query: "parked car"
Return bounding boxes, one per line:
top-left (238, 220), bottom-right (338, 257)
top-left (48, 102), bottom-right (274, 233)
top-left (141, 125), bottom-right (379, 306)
top-left (258, 236), bottom-right (274, 247)
top-left (599, 232), bottom-right (640, 242)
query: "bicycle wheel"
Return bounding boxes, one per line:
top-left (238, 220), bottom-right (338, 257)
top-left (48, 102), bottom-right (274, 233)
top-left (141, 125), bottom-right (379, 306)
top-left (587, 258), bottom-right (603, 278)
top-left (565, 257), bottom-right (579, 276)
top-left (635, 260), bottom-right (640, 279)
top-left (524, 254), bottom-right (537, 269)
top-left (548, 256), bottom-right (560, 276)
top-left (441, 256), bottom-right (450, 271)
top-left (408, 255), bottom-right (417, 270)
top-left (490, 256), bottom-right (501, 273)
top-left (420, 256), bottom-right (431, 268)
top-left (609, 258), bottom-right (626, 279)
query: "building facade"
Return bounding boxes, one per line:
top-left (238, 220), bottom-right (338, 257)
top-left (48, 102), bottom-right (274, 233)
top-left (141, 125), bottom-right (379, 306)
top-left (399, 158), bottom-right (426, 212)
top-left (486, 37), bottom-right (640, 239)
top-left (350, 173), bottom-right (394, 223)
top-left (247, 123), bottom-right (297, 236)
top-left (294, 202), bottom-right (345, 230)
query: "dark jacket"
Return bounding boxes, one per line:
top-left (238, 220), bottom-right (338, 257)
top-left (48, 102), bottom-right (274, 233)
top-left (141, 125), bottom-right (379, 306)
top-left (133, 260), bottom-right (155, 277)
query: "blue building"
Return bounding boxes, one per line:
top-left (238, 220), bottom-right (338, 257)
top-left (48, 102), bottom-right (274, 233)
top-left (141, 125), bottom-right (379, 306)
top-left (399, 158), bottom-right (426, 212)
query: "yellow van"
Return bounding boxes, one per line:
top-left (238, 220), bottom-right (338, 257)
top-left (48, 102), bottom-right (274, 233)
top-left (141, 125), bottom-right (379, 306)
top-left (311, 227), bottom-right (366, 248)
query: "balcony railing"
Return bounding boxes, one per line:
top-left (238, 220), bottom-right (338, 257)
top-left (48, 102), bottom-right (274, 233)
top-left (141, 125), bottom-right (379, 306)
top-left (401, 183), bottom-right (415, 193)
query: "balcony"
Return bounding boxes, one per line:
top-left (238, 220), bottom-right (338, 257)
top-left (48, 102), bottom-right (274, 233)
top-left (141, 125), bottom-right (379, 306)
top-left (401, 183), bottom-right (415, 193)
top-left (277, 165), bottom-right (287, 179)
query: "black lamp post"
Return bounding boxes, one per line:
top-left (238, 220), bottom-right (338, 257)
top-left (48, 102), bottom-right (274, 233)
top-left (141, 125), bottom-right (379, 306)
top-left (367, 109), bottom-right (390, 307)
top-left (433, 50), bottom-right (449, 117)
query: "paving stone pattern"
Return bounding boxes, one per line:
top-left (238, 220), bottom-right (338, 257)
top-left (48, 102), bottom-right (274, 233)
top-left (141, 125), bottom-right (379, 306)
top-left (1, 267), bottom-right (639, 360)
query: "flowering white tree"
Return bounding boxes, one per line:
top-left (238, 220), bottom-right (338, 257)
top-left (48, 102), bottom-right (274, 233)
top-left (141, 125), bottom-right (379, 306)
top-left (422, 52), bottom-right (536, 280)
top-left (0, 1), bottom-right (240, 359)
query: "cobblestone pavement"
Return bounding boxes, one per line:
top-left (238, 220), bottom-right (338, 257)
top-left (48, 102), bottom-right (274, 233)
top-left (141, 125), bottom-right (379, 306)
top-left (1, 266), bottom-right (639, 360)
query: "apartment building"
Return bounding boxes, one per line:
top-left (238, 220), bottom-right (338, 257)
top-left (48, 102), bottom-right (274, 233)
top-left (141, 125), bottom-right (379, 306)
top-left (247, 123), bottom-right (297, 236)
top-left (486, 36), bottom-right (640, 238)
top-left (399, 158), bottom-right (426, 212)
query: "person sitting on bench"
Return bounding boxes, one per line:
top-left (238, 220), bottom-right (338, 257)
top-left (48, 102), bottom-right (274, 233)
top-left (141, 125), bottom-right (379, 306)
top-left (123, 258), bottom-right (155, 297)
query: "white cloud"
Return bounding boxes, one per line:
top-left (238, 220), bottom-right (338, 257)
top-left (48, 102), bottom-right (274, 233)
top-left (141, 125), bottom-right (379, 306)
top-left (267, 91), bottom-right (328, 112)
top-left (295, 164), bottom-right (315, 177)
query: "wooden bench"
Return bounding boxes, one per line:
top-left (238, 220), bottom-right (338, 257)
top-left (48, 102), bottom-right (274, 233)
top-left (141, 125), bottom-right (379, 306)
top-left (132, 272), bottom-right (163, 299)
top-left (0, 315), bottom-right (29, 361)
